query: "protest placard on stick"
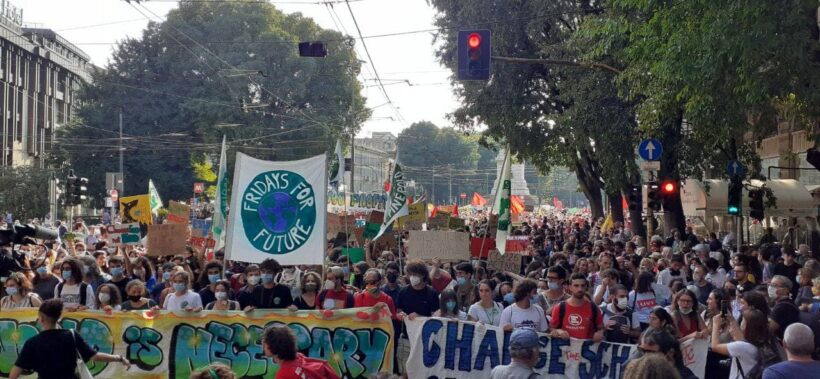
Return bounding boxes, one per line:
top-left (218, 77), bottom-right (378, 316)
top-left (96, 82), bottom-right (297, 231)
top-left (406, 231), bottom-right (469, 261)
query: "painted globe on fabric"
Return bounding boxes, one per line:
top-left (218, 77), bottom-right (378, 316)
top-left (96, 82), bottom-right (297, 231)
top-left (257, 192), bottom-right (299, 233)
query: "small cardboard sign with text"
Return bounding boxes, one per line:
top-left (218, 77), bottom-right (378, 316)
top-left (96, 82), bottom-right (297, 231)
top-left (167, 201), bottom-right (190, 224)
top-left (104, 223), bottom-right (142, 246)
top-left (147, 224), bottom-right (189, 256)
top-left (487, 249), bottom-right (522, 274)
top-left (427, 212), bottom-right (450, 230)
top-left (505, 236), bottom-right (530, 253)
top-left (407, 231), bottom-right (470, 261)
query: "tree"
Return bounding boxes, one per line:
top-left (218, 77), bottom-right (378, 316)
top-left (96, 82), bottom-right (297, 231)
top-left (0, 168), bottom-right (56, 221)
top-left (55, 0), bottom-right (368, 202)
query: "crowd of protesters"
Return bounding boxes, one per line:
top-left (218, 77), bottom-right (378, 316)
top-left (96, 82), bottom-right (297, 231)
top-left (1, 213), bottom-right (820, 379)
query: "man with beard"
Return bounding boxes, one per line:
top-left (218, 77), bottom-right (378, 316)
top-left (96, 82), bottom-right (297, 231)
top-left (550, 273), bottom-right (603, 341)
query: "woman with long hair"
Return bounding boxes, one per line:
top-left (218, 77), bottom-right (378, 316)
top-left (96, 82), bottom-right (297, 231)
top-left (55, 258), bottom-right (96, 310)
top-left (434, 289), bottom-right (470, 320)
top-left (1, 273), bottom-right (42, 310)
top-left (629, 271), bottom-right (659, 331)
top-left (290, 271), bottom-right (321, 310)
top-left (130, 256), bottom-right (157, 292)
top-left (121, 280), bottom-right (157, 311)
top-left (468, 280), bottom-right (503, 326)
top-left (196, 261), bottom-right (224, 306)
top-left (95, 283), bottom-right (122, 311)
top-left (710, 309), bottom-right (770, 379)
top-left (205, 281), bottom-right (240, 311)
top-left (646, 307), bottom-right (678, 338)
top-left (670, 289), bottom-right (706, 341)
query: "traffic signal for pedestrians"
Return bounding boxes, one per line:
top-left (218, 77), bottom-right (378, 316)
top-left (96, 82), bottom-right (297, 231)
top-left (298, 42), bottom-right (327, 57)
top-left (728, 177), bottom-right (742, 215)
top-left (749, 189), bottom-right (764, 220)
top-left (647, 181), bottom-right (661, 212)
top-left (627, 185), bottom-right (641, 213)
top-left (457, 30), bottom-right (491, 80)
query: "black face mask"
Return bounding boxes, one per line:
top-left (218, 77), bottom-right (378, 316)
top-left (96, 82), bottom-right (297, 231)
top-left (669, 269), bottom-right (680, 276)
top-left (386, 272), bottom-right (398, 283)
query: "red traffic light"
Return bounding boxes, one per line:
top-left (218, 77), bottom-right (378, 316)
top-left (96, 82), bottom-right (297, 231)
top-left (467, 33), bottom-right (481, 48)
top-left (661, 180), bottom-right (676, 194)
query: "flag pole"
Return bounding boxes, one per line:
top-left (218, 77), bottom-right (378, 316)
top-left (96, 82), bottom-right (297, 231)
top-left (478, 147), bottom-right (509, 261)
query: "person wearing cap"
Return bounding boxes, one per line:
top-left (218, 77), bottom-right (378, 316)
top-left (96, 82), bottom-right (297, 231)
top-left (490, 328), bottom-right (541, 379)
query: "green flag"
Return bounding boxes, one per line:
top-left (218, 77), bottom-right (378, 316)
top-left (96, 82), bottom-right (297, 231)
top-left (493, 147), bottom-right (512, 255)
top-left (148, 179), bottom-right (163, 215)
top-left (373, 160), bottom-right (408, 241)
top-left (212, 135), bottom-right (229, 252)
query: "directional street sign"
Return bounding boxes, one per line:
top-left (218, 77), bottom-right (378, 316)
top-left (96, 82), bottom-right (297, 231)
top-left (726, 160), bottom-right (746, 177)
top-left (638, 138), bottom-right (663, 161)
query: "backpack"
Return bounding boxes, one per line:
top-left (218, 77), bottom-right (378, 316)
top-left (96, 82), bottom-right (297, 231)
top-left (735, 339), bottom-right (786, 379)
top-left (57, 282), bottom-right (88, 306)
top-left (557, 300), bottom-right (601, 335)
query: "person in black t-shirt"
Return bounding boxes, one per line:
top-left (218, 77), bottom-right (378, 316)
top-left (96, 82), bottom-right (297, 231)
top-left (247, 258), bottom-right (293, 310)
top-left (395, 260), bottom-right (439, 376)
top-left (10, 298), bottom-right (131, 379)
top-left (773, 247), bottom-right (802, 298)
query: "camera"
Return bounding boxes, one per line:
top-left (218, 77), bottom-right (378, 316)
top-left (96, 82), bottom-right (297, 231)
top-left (0, 224), bottom-right (58, 246)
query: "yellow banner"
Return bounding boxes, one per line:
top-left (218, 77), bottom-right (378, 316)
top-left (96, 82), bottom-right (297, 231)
top-left (0, 308), bottom-right (393, 378)
top-left (119, 194), bottom-right (153, 225)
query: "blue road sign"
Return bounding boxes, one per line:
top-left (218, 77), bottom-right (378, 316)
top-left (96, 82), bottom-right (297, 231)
top-left (727, 160), bottom-right (746, 177)
top-left (638, 138), bottom-right (663, 161)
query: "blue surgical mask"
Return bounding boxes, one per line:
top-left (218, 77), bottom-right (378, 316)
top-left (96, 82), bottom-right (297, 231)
top-left (82, 266), bottom-right (90, 275)
top-left (36, 266), bottom-right (48, 275)
top-left (445, 301), bottom-right (456, 311)
top-left (173, 283), bottom-right (187, 293)
top-left (531, 294), bottom-right (541, 304)
top-left (548, 282), bottom-right (561, 291)
top-left (456, 277), bottom-right (466, 286)
top-left (503, 293), bottom-right (515, 304)
top-left (61, 271), bottom-right (72, 280)
top-left (111, 267), bottom-right (124, 277)
top-left (162, 272), bottom-right (171, 281)
top-left (5, 287), bottom-right (18, 296)
top-left (261, 274), bottom-right (274, 284)
top-left (208, 274), bottom-right (220, 284)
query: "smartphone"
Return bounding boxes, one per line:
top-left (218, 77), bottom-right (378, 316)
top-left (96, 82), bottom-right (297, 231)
top-left (720, 299), bottom-right (729, 317)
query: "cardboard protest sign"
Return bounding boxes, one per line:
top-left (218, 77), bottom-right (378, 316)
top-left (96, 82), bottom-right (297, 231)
top-left (469, 237), bottom-right (496, 258)
top-left (404, 317), bottom-right (707, 379)
top-left (487, 249), bottom-right (522, 273)
top-left (190, 236), bottom-right (215, 250)
top-left (119, 194), bottom-right (153, 225)
top-left (505, 236), bottom-right (530, 253)
top-left (167, 201), bottom-right (190, 224)
top-left (406, 202), bottom-right (427, 222)
top-left (0, 308), bottom-right (394, 379)
top-left (146, 224), bottom-right (188, 256)
top-left (104, 223), bottom-right (141, 245)
top-left (191, 219), bottom-right (212, 238)
top-left (406, 231), bottom-right (469, 261)
top-left (426, 212), bottom-right (450, 230)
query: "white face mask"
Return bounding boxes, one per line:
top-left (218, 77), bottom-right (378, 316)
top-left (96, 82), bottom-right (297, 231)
top-left (247, 276), bottom-right (260, 285)
top-left (768, 285), bottom-right (778, 299)
top-left (409, 275), bottom-right (422, 287)
top-left (215, 291), bottom-right (228, 301)
top-left (98, 293), bottom-right (111, 304)
top-left (324, 280), bottom-right (336, 290)
top-left (617, 297), bottom-right (628, 309)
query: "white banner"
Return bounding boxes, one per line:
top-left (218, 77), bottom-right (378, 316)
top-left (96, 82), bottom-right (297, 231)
top-left (405, 317), bottom-right (708, 379)
top-left (225, 152), bottom-right (326, 265)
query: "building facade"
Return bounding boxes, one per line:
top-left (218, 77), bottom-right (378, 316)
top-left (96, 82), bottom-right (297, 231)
top-left (350, 132), bottom-right (396, 194)
top-left (0, 0), bottom-right (91, 168)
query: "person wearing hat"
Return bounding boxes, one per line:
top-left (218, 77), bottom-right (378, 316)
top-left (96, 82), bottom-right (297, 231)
top-left (490, 328), bottom-right (541, 379)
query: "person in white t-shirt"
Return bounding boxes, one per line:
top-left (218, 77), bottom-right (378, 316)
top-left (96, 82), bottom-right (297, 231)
top-left (163, 271), bottom-right (202, 312)
top-left (54, 258), bottom-right (95, 310)
top-left (499, 279), bottom-right (549, 332)
top-left (710, 309), bottom-right (767, 379)
top-left (468, 280), bottom-right (503, 326)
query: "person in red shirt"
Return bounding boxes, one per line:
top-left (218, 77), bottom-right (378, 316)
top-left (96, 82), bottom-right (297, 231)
top-left (317, 266), bottom-right (353, 310)
top-left (262, 325), bottom-right (339, 379)
top-left (550, 273), bottom-right (604, 341)
top-left (353, 269), bottom-right (396, 319)
top-left (429, 258), bottom-right (453, 293)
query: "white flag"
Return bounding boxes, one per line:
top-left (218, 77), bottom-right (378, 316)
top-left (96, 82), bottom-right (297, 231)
top-left (211, 135), bottom-right (228, 252)
top-left (225, 152), bottom-right (326, 265)
top-left (493, 148), bottom-right (512, 255)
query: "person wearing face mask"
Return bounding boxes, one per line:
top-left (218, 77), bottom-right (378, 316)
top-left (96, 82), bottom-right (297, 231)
top-left (150, 263), bottom-right (176, 304)
top-left (130, 256), bottom-right (156, 293)
top-left (105, 256), bottom-right (130, 301)
top-left (768, 275), bottom-right (800, 340)
top-left (602, 285), bottom-right (637, 343)
top-left (395, 260), bottom-right (439, 377)
top-left (196, 262), bottom-right (224, 307)
top-left (380, 262), bottom-right (403, 305)
top-left (500, 279), bottom-right (549, 332)
top-left (237, 264), bottom-right (261, 310)
top-left (433, 289), bottom-right (470, 320)
top-left (317, 266), bottom-right (353, 310)
top-left (1, 273), bottom-right (42, 310)
top-left (670, 289), bottom-right (707, 341)
top-left (94, 283), bottom-right (122, 311)
top-left (247, 258), bottom-right (293, 310)
top-left (163, 271), bottom-right (202, 312)
top-left (354, 269), bottom-right (397, 317)
top-left (544, 266), bottom-right (570, 317)
top-left (290, 271), bottom-right (321, 310)
top-left (689, 266), bottom-right (714, 306)
top-left (205, 281), bottom-right (239, 310)
top-left (121, 280), bottom-right (157, 311)
top-left (54, 258), bottom-right (95, 311)
top-left (32, 262), bottom-right (60, 301)
top-left (451, 262), bottom-right (479, 312)
top-left (658, 255), bottom-right (686, 288)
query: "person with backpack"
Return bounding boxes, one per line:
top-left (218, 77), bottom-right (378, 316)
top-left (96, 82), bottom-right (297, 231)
top-left (55, 258), bottom-right (95, 310)
top-left (262, 325), bottom-right (339, 379)
top-left (499, 278), bottom-right (549, 332)
top-left (549, 273), bottom-right (603, 341)
top-left (711, 308), bottom-right (785, 379)
top-left (602, 284), bottom-right (638, 343)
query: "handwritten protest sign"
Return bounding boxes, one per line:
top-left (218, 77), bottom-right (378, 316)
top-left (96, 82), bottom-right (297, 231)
top-left (146, 224), bottom-right (188, 256)
top-left (404, 317), bottom-right (707, 379)
top-left (167, 201), bottom-right (190, 224)
top-left (407, 231), bottom-right (469, 261)
top-left (448, 216), bottom-right (465, 230)
top-left (104, 223), bottom-right (141, 245)
top-left (0, 308), bottom-right (394, 379)
top-left (487, 249), bottom-right (522, 273)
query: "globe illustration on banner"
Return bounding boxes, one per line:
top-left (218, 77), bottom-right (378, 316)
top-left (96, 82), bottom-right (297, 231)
top-left (258, 192), bottom-right (299, 233)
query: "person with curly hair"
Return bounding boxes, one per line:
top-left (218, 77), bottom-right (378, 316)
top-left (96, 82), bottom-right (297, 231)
top-left (262, 325), bottom-right (338, 379)
top-left (1, 272), bottom-right (42, 310)
top-left (189, 363), bottom-right (235, 379)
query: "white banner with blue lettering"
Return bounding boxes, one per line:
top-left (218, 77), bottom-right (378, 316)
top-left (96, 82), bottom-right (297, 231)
top-left (225, 152), bottom-right (326, 265)
top-left (405, 317), bottom-right (708, 379)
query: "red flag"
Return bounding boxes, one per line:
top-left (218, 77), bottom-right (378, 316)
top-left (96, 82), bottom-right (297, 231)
top-left (453, 205), bottom-right (459, 217)
top-left (471, 192), bottom-right (487, 207)
top-left (622, 196), bottom-right (628, 212)
top-left (430, 206), bottom-right (437, 218)
top-left (510, 195), bottom-right (525, 214)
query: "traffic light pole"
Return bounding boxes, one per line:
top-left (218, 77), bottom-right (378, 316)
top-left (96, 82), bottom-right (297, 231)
top-left (491, 56), bottom-right (622, 74)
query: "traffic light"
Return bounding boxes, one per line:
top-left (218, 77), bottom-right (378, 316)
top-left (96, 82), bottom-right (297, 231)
top-left (728, 177), bottom-right (742, 215)
top-left (457, 30), bottom-right (491, 80)
top-left (627, 185), bottom-right (641, 213)
top-left (298, 42), bottom-right (327, 57)
top-left (661, 180), bottom-right (677, 196)
top-left (647, 181), bottom-right (661, 212)
top-left (64, 170), bottom-right (88, 206)
top-left (749, 189), bottom-right (764, 220)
